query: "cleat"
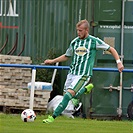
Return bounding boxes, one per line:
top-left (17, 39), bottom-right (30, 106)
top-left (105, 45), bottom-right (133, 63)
top-left (75, 102), bottom-right (82, 111)
top-left (43, 115), bottom-right (54, 123)
top-left (85, 83), bottom-right (94, 94)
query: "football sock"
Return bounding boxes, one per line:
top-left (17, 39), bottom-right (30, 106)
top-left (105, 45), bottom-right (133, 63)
top-left (74, 88), bottom-right (86, 98)
top-left (53, 91), bottom-right (73, 118)
top-left (74, 84), bottom-right (94, 98)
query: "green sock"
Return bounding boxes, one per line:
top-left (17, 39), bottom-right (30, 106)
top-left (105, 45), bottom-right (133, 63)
top-left (53, 92), bottom-right (72, 117)
top-left (74, 88), bottom-right (86, 98)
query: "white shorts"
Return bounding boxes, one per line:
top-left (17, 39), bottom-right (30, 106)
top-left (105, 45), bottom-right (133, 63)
top-left (64, 73), bottom-right (91, 93)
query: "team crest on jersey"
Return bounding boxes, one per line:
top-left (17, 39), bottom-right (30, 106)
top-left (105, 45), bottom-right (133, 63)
top-left (75, 46), bottom-right (88, 56)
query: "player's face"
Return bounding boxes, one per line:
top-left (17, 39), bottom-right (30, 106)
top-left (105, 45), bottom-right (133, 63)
top-left (76, 24), bottom-right (89, 39)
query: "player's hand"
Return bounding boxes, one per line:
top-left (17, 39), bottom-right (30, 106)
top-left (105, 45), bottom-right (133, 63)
top-left (44, 59), bottom-right (54, 65)
top-left (117, 62), bottom-right (124, 73)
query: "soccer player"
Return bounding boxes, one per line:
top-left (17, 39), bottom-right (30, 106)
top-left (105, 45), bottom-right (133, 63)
top-left (43, 19), bottom-right (124, 123)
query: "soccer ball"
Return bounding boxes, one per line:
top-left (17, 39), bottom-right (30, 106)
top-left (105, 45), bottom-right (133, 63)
top-left (21, 109), bottom-right (36, 122)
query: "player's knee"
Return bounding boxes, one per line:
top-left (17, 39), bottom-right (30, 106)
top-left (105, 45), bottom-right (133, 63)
top-left (67, 89), bottom-right (75, 97)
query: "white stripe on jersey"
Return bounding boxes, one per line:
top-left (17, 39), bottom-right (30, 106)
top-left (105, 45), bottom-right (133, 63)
top-left (73, 41), bottom-right (81, 75)
top-left (83, 39), bottom-right (91, 76)
top-left (77, 40), bottom-right (86, 75)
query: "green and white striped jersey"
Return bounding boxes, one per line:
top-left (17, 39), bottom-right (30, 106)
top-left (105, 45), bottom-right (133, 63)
top-left (65, 35), bottom-right (110, 76)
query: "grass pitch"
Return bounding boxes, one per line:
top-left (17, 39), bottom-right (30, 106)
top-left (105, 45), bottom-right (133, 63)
top-left (0, 113), bottom-right (133, 133)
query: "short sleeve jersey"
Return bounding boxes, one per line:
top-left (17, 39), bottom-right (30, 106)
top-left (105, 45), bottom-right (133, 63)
top-left (65, 35), bottom-right (110, 76)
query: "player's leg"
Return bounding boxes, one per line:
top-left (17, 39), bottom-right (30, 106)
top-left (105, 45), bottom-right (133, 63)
top-left (68, 76), bottom-right (93, 108)
top-left (43, 74), bottom-right (74, 123)
top-left (74, 82), bottom-right (94, 98)
top-left (43, 90), bottom-right (73, 123)
top-left (73, 76), bottom-right (94, 99)
top-left (42, 75), bottom-right (94, 123)
top-left (43, 74), bottom-right (87, 123)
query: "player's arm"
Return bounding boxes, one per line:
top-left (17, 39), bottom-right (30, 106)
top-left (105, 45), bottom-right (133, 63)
top-left (44, 54), bottom-right (69, 65)
top-left (108, 47), bottom-right (124, 72)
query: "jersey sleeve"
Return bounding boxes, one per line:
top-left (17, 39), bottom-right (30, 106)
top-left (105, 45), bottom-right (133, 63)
top-left (65, 43), bottom-right (73, 57)
top-left (65, 37), bottom-right (78, 57)
top-left (96, 37), bottom-right (110, 51)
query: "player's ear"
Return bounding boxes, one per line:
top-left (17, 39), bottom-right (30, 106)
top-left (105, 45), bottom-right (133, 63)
top-left (86, 28), bottom-right (89, 33)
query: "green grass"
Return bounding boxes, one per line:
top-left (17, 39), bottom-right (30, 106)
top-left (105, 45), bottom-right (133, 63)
top-left (0, 113), bottom-right (133, 133)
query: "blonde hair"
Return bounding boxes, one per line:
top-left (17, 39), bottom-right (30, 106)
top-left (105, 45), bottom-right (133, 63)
top-left (76, 19), bottom-right (90, 29)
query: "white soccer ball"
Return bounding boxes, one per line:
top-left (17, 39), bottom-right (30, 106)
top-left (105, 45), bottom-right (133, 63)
top-left (21, 109), bottom-right (36, 122)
